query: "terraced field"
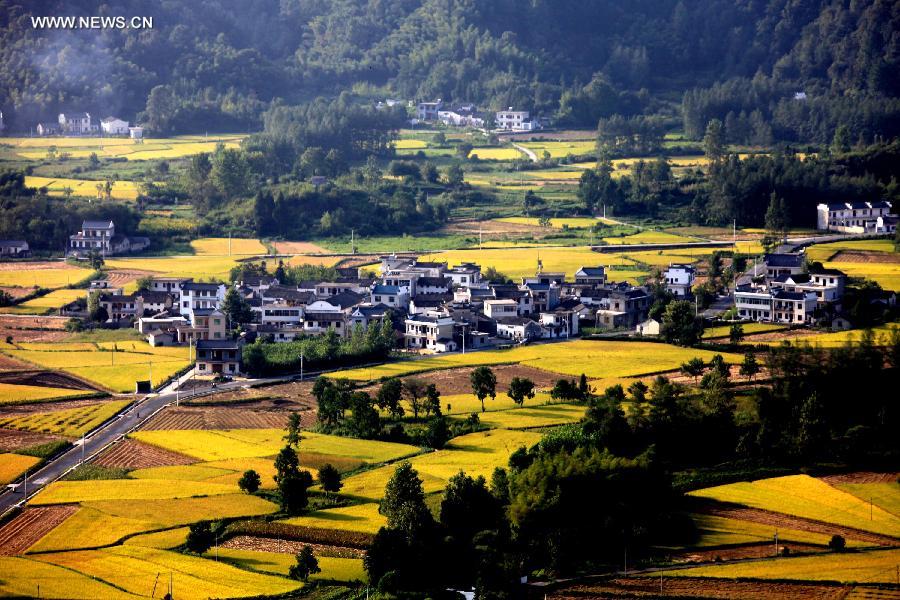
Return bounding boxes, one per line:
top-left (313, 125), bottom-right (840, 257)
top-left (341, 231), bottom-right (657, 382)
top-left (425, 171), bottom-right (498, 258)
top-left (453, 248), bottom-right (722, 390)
top-left (0, 261), bottom-right (94, 290)
top-left (0, 382), bottom-right (90, 405)
top-left (0, 400), bottom-right (130, 438)
top-left (4, 289), bottom-right (85, 315)
top-left (805, 239), bottom-right (900, 291)
top-left (190, 237), bottom-right (267, 256)
top-left (0, 452), bottom-right (40, 484)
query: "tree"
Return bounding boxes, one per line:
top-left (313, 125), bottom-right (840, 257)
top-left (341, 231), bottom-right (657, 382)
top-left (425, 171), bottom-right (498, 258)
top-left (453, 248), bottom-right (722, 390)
top-left (379, 462), bottom-right (433, 539)
top-left (284, 412), bottom-right (302, 447)
top-left (729, 323), bottom-right (744, 344)
top-left (709, 354), bottom-right (730, 379)
top-left (238, 469), bottom-right (261, 494)
top-left (424, 415), bottom-right (451, 449)
top-left (456, 142), bottom-right (473, 159)
top-left (680, 357), bottom-right (705, 384)
top-left (279, 470), bottom-right (313, 515)
top-left (506, 377), bottom-right (535, 407)
top-left (470, 366), bottom-right (497, 412)
top-left (376, 378), bottom-right (405, 419)
top-left (424, 383), bottom-right (441, 417)
top-left (274, 445), bottom-right (300, 483)
top-left (828, 535), bottom-right (846, 552)
top-left (703, 119), bottom-right (725, 163)
top-left (403, 378), bottom-right (427, 419)
top-left (349, 391), bottom-right (381, 439)
top-left (627, 380), bottom-right (648, 402)
top-left (87, 249), bottom-right (104, 270)
top-left (740, 353), bottom-right (760, 381)
top-left (222, 287), bottom-right (252, 328)
top-left (662, 301), bottom-right (703, 346)
top-left (765, 192), bottom-right (790, 242)
top-left (185, 521), bottom-right (214, 554)
top-left (318, 463), bottom-right (343, 495)
top-left (134, 276), bottom-right (153, 291)
top-left (288, 546), bottom-right (321, 582)
top-left (446, 163), bottom-right (464, 187)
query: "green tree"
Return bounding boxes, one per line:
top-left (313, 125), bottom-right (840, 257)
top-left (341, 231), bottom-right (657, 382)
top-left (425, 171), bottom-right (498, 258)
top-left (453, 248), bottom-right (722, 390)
top-left (424, 415), bottom-right (451, 449)
top-left (424, 383), bottom-right (441, 417)
top-left (284, 412), bottom-right (302, 447)
top-left (376, 378), bottom-right (405, 419)
top-left (87, 249), bottom-right (105, 270)
top-left (279, 470), bottom-right (313, 515)
top-left (680, 356), bottom-right (705, 384)
top-left (274, 445), bottom-right (300, 483)
top-left (288, 546), bottom-right (321, 582)
top-left (379, 462), bottom-right (433, 539)
top-left (729, 323), bottom-right (744, 344)
top-left (403, 378), bottom-right (427, 419)
top-left (627, 379), bottom-right (649, 402)
top-left (506, 377), bottom-right (535, 407)
top-left (318, 463), bottom-right (343, 495)
top-left (765, 192), bottom-right (790, 242)
top-left (222, 287), bottom-right (252, 328)
top-left (185, 521), bottom-right (214, 554)
top-left (446, 163), bottom-right (464, 187)
top-left (831, 125), bottom-right (851, 154)
top-left (740, 353), bottom-right (760, 381)
top-left (238, 469), bottom-right (261, 494)
top-left (703, 118), bottom-right (726, 163)
top-left (470, 366), bottom-right (497, 412)
top-left (662, 300), bottom-right (703, 346)
top-left (349, 391), bottom-right (381, 439)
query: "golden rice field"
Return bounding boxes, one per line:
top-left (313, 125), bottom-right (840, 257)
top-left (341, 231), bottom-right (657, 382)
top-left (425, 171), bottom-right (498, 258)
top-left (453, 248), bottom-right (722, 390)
top-left (470, 147), bottom-right (525, 160)
top-left (690, 513), bottom-right (863, 548)
top-left (656, 548), bottom-right (900, 584)
top-left (0, 382), bottom-right (90, 405)
top-left (128, 458), bottom-right (288, 489)
top-left (762, 324), bottom-right (898, 348)
top-left (805, 239), bottom-right (896, 261)
top-left (341, 429), bottom-right (541, 500)
top-left (8, 134), bottom-right (244, 159)
top-left (4, 288), bottom-right (84, 314)
top-left (130, 428), bottom-right (420, 464)
top-left (281, 501), bottom-right (386, 534)
top-left (703, 322), bottom-right (786, 339)
top-left (35, 545), bottom-right (299, 599)
top-left (103, 254), bottom-right (246, 282)
top-left (495, 216), bottom-right (601, 229)
top-left (25, 176), bottom-right (144, 201)
top-left (620, 250), bottom-right (703, 267)
top-left (392, 138), bottom-right (428, 149)
top-left (0, 452), bottom-right (40, 485)
top-left (836, 482), bottom-right (900, 518)
top-left (1, 341), bottom-right (191, 391)
top-left (0, 556), bottom-right (137, 599)
top-left (190, 237), bottom-right (267, 256)
top-left (329, 339), bottom-right (742, 382)
top-left (124, 527), bottom-right (189, 550)
top-left (31, 478), bottom-right (239, 505)
top-left (0, 400), bottom-right (130, 438)
top-left (213, 547), bottom-right (366, 583)
top-left (805, 239), bottom-right (900, 290)
top-left (0, 265), bottom-right (94, 290)
top-left (426, 246), bottom-right (634, 279)
top-left (602, 230), bottom-right (692, 245)
top-left (689, 475), bottom-right (900, 537)
top-left (466, 403), bottom-right (586, 429)
top-left (435, 391), bottom-right (554, 416)
top-left (519, 140), bottom-right (597, 158)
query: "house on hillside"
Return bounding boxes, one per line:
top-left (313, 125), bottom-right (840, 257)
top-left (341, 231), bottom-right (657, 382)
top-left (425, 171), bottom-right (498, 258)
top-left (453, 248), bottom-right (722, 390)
top-left (36, 121), bottom-right (59, 136)
top-left (58, 112), bottom-right (94, 134)
top-left (68, 220), bottom-right (149, 257)
top-left (816, 201), bottom-right (895, 233)
top-left (100, 117), bottom-right (129, 135)
top-left (664, 264), bottom-right (695, 298)
top-left (416, 100), bottom-right (443, 122)
top-left (0, 240), bottom-right (29, 258)
top-left (495, 108), bottom-right (538, 131)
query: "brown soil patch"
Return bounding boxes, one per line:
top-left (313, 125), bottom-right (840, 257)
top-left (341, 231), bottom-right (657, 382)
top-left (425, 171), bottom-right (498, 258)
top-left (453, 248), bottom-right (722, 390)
top-left (444, 219), bottom-right (545, 237)
top-left (140, 406), bottom-right (296, 431)
top-left (0, 505), bottom-right (78, 556)
top-left (185, 380), bottom-right (318, 408)
top-left (0, 428), bottom-right (62, 453)
top-left (362, 364), bottom-right (563, 398)
top-left (0, 315), bottom-right (68, 330)
top-left (550, 577), bottom-right (849, 599)
top-left (0, 329), bottom-right (70, 343)
top-left (741, 329), bottom-right (822, 343)
top-left (832, 250), bottom-right (900, 264)
top-left (671, 542), bottom-right (827, 564)
top-left (0, 370), bottom-right (98, 391)
top-left (222, 534), bottom-right (364, 559)
top-left (0, 262), bottom-right (79, 272)
top-left (334, 255), bottom-right (383, 271)
top-left (697, 503), bottom-right (900, 546)
top-left (0, 397), bottom-right (116, 418)
top-left (0, 287), bottom-right (34, 300)
top-left (94, 438), bottom-right (195, 469)
top-left (271, 241), bottom-right (331, 255)
top-left (103, 269), bottom-right (156, 287)
top-left (819, 472), bottom-right (899, 485)
top-left (498, 130), bottom-right (595, 142)
top-left (0, 353), bottom-right (33, 371)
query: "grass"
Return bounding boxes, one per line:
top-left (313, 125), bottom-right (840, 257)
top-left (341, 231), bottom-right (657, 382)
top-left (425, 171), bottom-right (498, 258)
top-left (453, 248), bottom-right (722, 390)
top-left (689, 513), bottom-right (863, 548)
top-left (703, 322), bottom-right (786, 339)
top-left (0, 556), bottom-right (138, 599)
top-left (688, 475), bottom-right (900, 537)
top-left (35, 545), bottom-right (300, 599)
top-left (212, 547), bottom-right (367, 582)
top-left (0, 400), bottom-right (130, 437)
top-left (341, 429), bottom-right (541, 500)
top-left (0, 452), bottom-right (41, 485)
top-left (835, 482), bottom-right (900, 518)
top-left (190, 237), bottom-right (267, 256)
top-left (427, 246), bottom-right (636, 280)
top-left (0, 265), bottom-right (94, 289)
top-left (130, 428), bottom-right (420, 464)
top-left (30, 478), bottom-right (238, 505)
top-left (328, 340), bottom-right (743, 382)
top-left (655, 548), bottom-right (900, 584)
top-left (4, 288), bottom-right (85, 314)
top-left (281, 502), bottom-right (386, 534)
top-left (0, 382), bottom-right (91, 405)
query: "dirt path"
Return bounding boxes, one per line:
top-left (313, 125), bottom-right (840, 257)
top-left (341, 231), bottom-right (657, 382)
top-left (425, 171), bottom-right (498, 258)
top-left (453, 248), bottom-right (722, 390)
top-left (511, 142), bottom-right (537, 162)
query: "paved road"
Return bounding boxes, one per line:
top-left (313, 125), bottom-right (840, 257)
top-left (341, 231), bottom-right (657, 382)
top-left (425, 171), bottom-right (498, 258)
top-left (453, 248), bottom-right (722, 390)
top-left (511, 142), bottom-right (537, 162)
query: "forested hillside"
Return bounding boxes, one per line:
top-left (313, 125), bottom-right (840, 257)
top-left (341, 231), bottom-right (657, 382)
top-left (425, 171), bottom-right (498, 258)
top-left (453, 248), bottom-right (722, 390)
top-left (2, 0), bottom-right (898, 142)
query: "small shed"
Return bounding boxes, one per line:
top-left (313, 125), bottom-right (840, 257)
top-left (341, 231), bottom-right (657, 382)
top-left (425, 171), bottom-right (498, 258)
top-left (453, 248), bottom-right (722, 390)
top-left (635, 318), bottom-right (661, 336)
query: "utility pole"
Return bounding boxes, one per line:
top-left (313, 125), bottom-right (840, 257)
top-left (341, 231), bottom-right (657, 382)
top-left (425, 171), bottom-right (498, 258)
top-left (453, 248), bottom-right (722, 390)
top-left (23, 470), bottom-right (26, 498)
top-left (228, 232), bottom-right (232, 256)
top-left (774, 529), bottom-right (779, 557)
top-left (461, 323), bottom-right (466, 354)
top-left (479, 224), bottom-right (483, 250)
top-left (300, 350), bottom-right (304, 381)
top-left (81, 432), bottom-right (85, 464)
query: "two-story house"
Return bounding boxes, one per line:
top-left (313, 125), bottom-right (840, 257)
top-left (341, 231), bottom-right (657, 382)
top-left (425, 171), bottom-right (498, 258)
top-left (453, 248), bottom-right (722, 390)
top-left (195, 339), bottom-right (242, 376)
top-left (404, 314), bottom-right (457, 352)
top-left (664, 264), bottom-right (695, 298)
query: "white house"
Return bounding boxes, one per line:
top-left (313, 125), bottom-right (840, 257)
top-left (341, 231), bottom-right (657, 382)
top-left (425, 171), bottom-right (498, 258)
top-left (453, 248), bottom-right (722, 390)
top-left (734, 285), bottom-right (816, 324)
top-left (483, 299), bottom-right (518, 320)
top-left (179, 282), bottom-right (226, 314)
top-left (128, 126), bottom-right (144, 140)
top-left (495, 316), bottom-right (541, 341)
top-left (416, 100), bottom-right (443, 122)
top-left (404, 314), bottom-right (456, 352)
top-left (816, 201), bottom-right (895, 233)
top-left (663, 264), bottom-right (695, 298)
top-left (101, 117), bottom-right (129, 135)
top-left (447, 263), bottom-right (481, 286)
top-left (58, 112), bottom-right (93, 134)
top-left (635, 318), bottom-right (661, 336)
top-left (495, 109), bottom-right (537, 131)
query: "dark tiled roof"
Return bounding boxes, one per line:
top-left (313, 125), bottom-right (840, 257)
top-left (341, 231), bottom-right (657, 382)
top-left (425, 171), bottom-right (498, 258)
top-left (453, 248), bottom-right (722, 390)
top-left (82, 220), bottom-right (114, 229)
top-left (181, 282), bottom-right (224, 291)
top-left (327, 291), bottom-right (364, 309)
top-left (576, 267), bottom-right (606, 276)
top-left (417, 277), bottom-right (450, 287)
top-left (765, 253), bottom-right (803, 268)
top-left (196, 339), bottom-right (240, 350)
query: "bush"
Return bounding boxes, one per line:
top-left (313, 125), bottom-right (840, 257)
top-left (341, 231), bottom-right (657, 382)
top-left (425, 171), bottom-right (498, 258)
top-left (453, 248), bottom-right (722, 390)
top-left (828, 534), bottom-right (846, 551)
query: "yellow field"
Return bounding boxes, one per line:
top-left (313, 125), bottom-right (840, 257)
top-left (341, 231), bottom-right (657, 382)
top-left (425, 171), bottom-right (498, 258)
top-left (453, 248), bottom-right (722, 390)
top-left (470, 147), bottom-right (524, 160)
top-left (103, 254), bottom-right (244, 281)
top-left (603, 230), bottom-right (691, 245)
top-left (496, 217), bottom-right (600, 229)
top-left (4, 288), bottom-right (85, 314)
top-left (123, 527), bottom-right (189, 549)
top-left (467, 403), bottom-right (586, 429)
top-left (0, 265), bottom-right (93, 289)
top-left (519, 141), bottom-right (597, 158)
top-left (805, 239), bottom-right (896, 261)
top-left (31, 479), bottom-right (238, 505)
top-left (329, 339), bottom-right (742, 382)
top-left (392, 139), bottom-right (428, 149)
top-left (619, 250), bottom-right (702, 267)
top-left (35, 545), bottom-right (299, 599)
top-left (657, 548), bottom-right (900, 584)
top-left (804, 239), bottom-right (900, 290)
top-left (427, 246), bottom-right (634, 280)
top-left (28, 507), bottom-right (163, 553)
top-left (690, 513), bottom-right (862, 548)
top-left (25, 176), bottom-right (144, 200)
top-left (0, 382), bottom-right (89, 405)
top-left (0, 400), bottom-right (130, 438)
top-left (0, 556), bottom-right (138, 599)
top-left (689, 475), bottom-right (900, 537)
top-left (0, 452), bottom-right (40, 485)
top-left (281, 502), bottom-right (386, 534)
top-left (524, 169), bottom-right (585, 180)
top-left (190, 237), bottom-right (267, 256)
top-left (703, 322), bottom-right (786, 339)
top-left (213, 547), bottom-right (366, 582)
top-left (836, 482), bottom-right (900, 518)
top-left (341, 429), bottom-right (541, 500)
top-left (10, 134), bottom-right (244, 160)
top-left (130, 428), bottom-right (420, 464)
top-left (762, 324), bottom-right (899, 348)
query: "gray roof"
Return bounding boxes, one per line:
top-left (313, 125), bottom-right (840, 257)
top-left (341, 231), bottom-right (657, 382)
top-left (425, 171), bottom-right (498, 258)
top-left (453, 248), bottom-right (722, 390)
top-left (82, 220), bottom-right (114, 229)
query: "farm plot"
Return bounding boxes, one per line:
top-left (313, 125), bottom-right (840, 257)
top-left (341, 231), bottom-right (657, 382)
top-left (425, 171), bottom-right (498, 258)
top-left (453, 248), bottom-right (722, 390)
top-left (689, 475), bottom-right (900, 537)
top-left (0, 505), bottom-right (78, 556)
top-left (30, 478), bottom-right (238, 505)
top-left (0, 556), bottom-right (139, 599)
top-left (469, 147), bottom-right (524, 160)
top-left (341, 429), bottom-right (541, 500)
top-left (102, 254), bottom-right (247, 282)
top-left (0, 400), bottom-right (130, 438)
top-left (657, 548), bottom-right (900, 584)
top-left (519, 140), bottom-right (597, 158)
top-left (756, 323), bottom-right (899, 348)
top-left (94, 439), bottom-right (195, 469)
top-left (270, 241), bottom-right (331, 254)
top-left (140, 406), bottom-right (291, 431)
top-left (213, 546), bottom-right (366, 582)
top-left (465, 403), bottom-right (585, 429)
top-left (329, 340), bottom-right (742, 382)
top-left (0, 452), bottom-right (40, 484)
top-left (835, 482), bottom-right (900, 518)
top-left (35, 545), bottom-right (300, 599)
top-left (190, 237), bottom-right (267, 255)
top-left (495, 217), bottom-right (601, 229)
top-left (281, 502), bottom-right (386, 534)
top-left (554, 577), bottom-right (853, 600)
top-left (0, 261), bottom-right (94, 290)
top-left (24, 176), bottom-right (144, 201)
top-left (4, 289), bottom-right (85, 315)
top-left (689, 513), bottom-right (861, 548)
top-left (426, 246), bottom-right (635, 280)
top-left (616, 250), bottom-right (701, 267)
top-left (0, 382), bottom-right (90, 406)
top-left (123, 527), bottom-right (189, 550)
top-left (602, 230), bottom-right (693, 244)
top-left (703, 322), bottom-right (786, 339)
top-left (805, 239), bottom-right (900, 290)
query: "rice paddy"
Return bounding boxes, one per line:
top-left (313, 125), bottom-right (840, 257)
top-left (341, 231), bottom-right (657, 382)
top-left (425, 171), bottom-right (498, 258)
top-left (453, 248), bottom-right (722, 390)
top-left (469, 147), bottom-right (524, 160)
top-left (0, 452), bottom-right (41, 485)
top-left (7, 134), bottom-right (244, 161)
top-left (190, 238), bottom-right (267, 256)
top-left (0, 556), bottom-right (138, 599)
top-left (24, 176), bottom-right (145, 201)
top-left (0, 264), bottom-right (94, 290)
top-left (31, 479), bottom-right (239, 505)
top-left (518, 141), bottom-right (597, 158)
top-left (4, 289), bottom-right (85, 314)
top-left (102, 255), bottom-right (246, 282)
top-left (0, 400), bottom-right (130, 438)
top-left (213, 547), bottom-right (366, 583)
top-left (0, 382), bottom-right (91, 405)
top-left (689, 513), bottom-right (862, 548)
top-left (281, 502), bottom-right (386, 534)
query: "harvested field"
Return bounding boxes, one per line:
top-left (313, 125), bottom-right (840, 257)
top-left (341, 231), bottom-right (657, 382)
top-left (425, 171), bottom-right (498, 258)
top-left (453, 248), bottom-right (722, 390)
top-left (820, 472), bottom-right (899, 485)
top-left (222, 534), bottom-right (364, 559)
top-left (672, 542), bottom-right (827, 564)
top-left (831, 250), bottom-right (900, 264)
top-left (696, 503), bottom-right (900, 546)
top-left (103, 269), bottom-right (156, 288)
top-left (0, 287), bottom-right (33, 300)
top-left (0, 370), bottom-right (99, 391)
top-left (184, 380), bottom-right (317, 408)
top-left (549, 577), bottom-right (848, 599)
top-left (364, 364), bottom-right (564, 398)
top-left (0, 505), bottom-right (78, 555)
top-left (0, 397), bottom-right (107, 417)
top-left (0, 353), bottom-right (35, 371)
top-left (271, 241), bottom-right (330, 254)
top-left (93, 438), bottom-right (195, 469)
top-left (141, 406), bottom-right (294, 430)
top-left (0, 428), bottom-right (62, 452)
top-left (0, 315), bottom-right (68, 330)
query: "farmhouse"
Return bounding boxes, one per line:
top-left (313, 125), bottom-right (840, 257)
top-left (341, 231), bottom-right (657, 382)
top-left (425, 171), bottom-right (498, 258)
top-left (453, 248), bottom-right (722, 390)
top-left (58, 112), bottom-right (94, 134)
top-left (664, 264), bottom-right (695, 298)
top-left (816, 201), bottom-right (896, 233)
top-left (179, 282), bottom-right (226, 314)
top-left (68, 220), bottom-right (150, 257)
top-left (735, 285), bottom-right (817, 323)
top-left (574, 266), bottom-right (606, 285)
top-left (36, 121), bottom-right (59, 135)
top-left (0, 240), bottom-right (29, 257)
top-left (194, 339), bottom-right (242, 376)
top-left (100, 117), bottom-right (129, 135)
top-left (404, 314), bottom-right (457, 352)
top-left (495, 108), bottom-right (538, 131)
top-left (495, 316), bottom-right (542, 341)
top-left (415, 100), bottom-right (443, 121)
top-left (635, 317), bottom-right (661, 336)
top-left (128, 126), bottom-right (143, 139)
top-left (764, 253), bottom-right (805, 279)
